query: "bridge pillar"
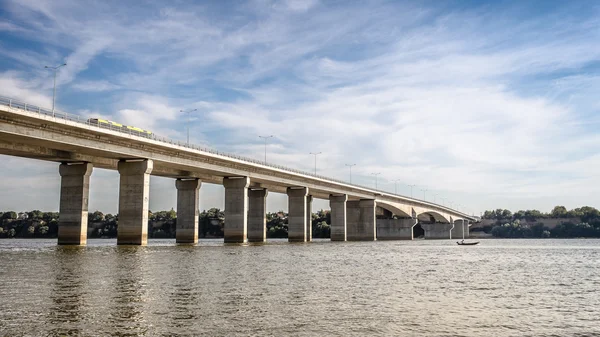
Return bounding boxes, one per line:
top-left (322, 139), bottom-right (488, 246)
top-left (175, 179), bottom-right (201, 244)
top-left (376, 218), bottom-right (417, 240)
top-left (450, 219), bottom-right (466, 240)
top-left (347, 199), bottom-right (376, 241)
top-left (287, 187), bottom-right (309, 242)
top-left (421, 223), bottom-right (453, 239)
top-left (329, 194), bottom-right (348, 241)
top-left (58, 162), bottom-right (93, 245)
top-left (223, 177), bottom-right (250, 243)
top-left (306, 195), bottom-right (313, 242)
top-left (248, 188), bottom-right (268, 242)
top-left (117, 159), bottom-right (153, 245)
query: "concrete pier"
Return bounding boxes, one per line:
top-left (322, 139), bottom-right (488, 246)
top-left (306, 195), bottom-right (313, 242)
top-left (329, 194), bottom-right (348, 241)
top-left (421, 223), bottom-right (453, 240)
top-left (376, 218), bottom-right (417, 240)
top-left (175, 179), bottom-right (201, 244)
top-left (347, 199), bottom-right (376, 241)
top-left (287, 187), bottom-right (309, 242)
top-left (450, 220), bottom-right (466, 240)
top-left (58, 162), bottom-right (93, 245)
top-left (223, 177), bottom-right (250, 243)
top-left (248, 188), bottom-right (268, 242)
top-left (117, 160), bottom-right (153, 245)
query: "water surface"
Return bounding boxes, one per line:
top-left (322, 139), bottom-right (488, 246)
top-left (1, 239), bottom-right (599, 336)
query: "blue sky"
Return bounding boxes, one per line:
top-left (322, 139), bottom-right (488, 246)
top-left (1, 0), bottom-right (600, 214)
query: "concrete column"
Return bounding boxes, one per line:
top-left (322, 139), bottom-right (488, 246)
top-left (450, 219), bottom-right (466, 240)
top-left (117, 160), bottom-right (153, 245)
top-left (347, 199), bottom-right (376, 241)
top-left (465, 221), bottom-right (470, 238)
top-left (223, 177), bottom-right (250, 243)
top-left (175, 179), bottom-right (201, 244)
top-left (329, 194), bottom-right (347, 241)
top-left (421, 223), bottom-right (453, 240)
top-left (376, 218), bottom-right (417, 240)
top-left (287, 187), bottom-right (309, 242)
top-left (346, 200), bottom-right (360, 240)
top-left (58, 162), bottom-right (93, 245)
top-left (248, 188), bottom-right (268, 242)
top-left (306, 195), bottom-right (313, 242)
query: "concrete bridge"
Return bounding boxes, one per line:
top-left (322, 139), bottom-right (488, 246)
top-left (0, 96), bottom-right (475, 245)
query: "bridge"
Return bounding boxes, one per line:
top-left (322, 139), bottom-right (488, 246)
top-left (0, 96), bottom-right (475, 245)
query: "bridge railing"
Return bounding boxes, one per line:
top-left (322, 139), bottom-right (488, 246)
top-left (0, 96), bottom-right (470, 217)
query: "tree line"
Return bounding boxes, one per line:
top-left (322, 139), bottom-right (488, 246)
top-left (480, 206), bottom-right (600, 238)
top-left (0, 209), bottom-right (332, 239)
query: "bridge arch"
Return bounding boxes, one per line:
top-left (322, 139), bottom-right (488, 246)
top-left (416, 211), bottom-right (451, 223)
top-left (376, 202), bottom-right (412, 218)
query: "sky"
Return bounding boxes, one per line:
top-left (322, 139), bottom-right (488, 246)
top-left (0, 0), bottom-right (599, 215)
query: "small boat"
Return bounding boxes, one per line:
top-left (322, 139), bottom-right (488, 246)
top-left (456, 220), bottom-right (479, 245)
top-left (457, 241), bottom-right (479, 246)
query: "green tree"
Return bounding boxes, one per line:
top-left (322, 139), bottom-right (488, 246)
top-left (2, 211), bottom-right (17, 220)
top-left (28, 210), bottom-right (44, 220)
top-left (89, 210), bottom-right (105, 222)
top-left (37, 226), bottom-right (49, 236)
top-left (513, 210), bottom-right (526, 220)
top-left (550, 206), bottom-right (568, 218)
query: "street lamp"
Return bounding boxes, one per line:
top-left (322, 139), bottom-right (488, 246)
top-left (393, 179), bottom-right (402, 194)
top-left (421, 188), bottom-right (428, 200)
top-left (371, 172), bottom-right (381, 189)
top-left (180, 108), bottom-right (197, 144)
top-left (433, 193), bottom-right (438, 203)
top-left (258, 135), bottom-right (273, 164)
top-left (345, 164), bottom-right (356, 183)
top-left (408, 184), bottom-right (416, 198)
top-left (309, 152), bottom-right (322, 175)
top-left (45, 63), bottom-right (67, 113)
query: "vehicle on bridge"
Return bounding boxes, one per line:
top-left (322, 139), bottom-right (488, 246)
top-left (87, 118), bottom-right (152, 136)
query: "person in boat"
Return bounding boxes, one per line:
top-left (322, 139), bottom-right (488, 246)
top-left (461, 239), bottom-right (464, 243)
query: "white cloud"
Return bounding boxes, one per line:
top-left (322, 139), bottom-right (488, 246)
top-left (71, 80), bottom-right (120, 92)
top-left (0, 71), bottom-right (52, 107)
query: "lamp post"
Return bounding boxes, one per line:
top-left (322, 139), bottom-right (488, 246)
top-left (45, 63), bottom-right (67, 113)
top-left (345, 164), bottom-right (356, 183)
top-left (393, 179), bottom-right (402, 194)
top-left (433, 193), bottom-right (438, 203)
top-left (408, 184), bottom-right (416, 198)
top-left (258, 135), bottom-right (273, 164)
top-left (371, 172), bottom-right (381, 189)
top-left (309, 152), bottom-right (322, 175)
top-left (180, 108), bottom-right (197, 144)
top-left (421, 188), bottom-right (428, 200)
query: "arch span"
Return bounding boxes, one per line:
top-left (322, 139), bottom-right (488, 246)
top-left (416, 211), bottom-right (451, 223)
top-left (376, 202), bottom-right (412, 218)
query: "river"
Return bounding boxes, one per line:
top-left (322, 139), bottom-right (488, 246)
top-left (0, 238), bottom-right (598, 336)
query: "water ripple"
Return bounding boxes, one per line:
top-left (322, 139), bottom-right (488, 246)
top-left (0, 239), bottom-right (600, 336)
